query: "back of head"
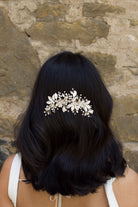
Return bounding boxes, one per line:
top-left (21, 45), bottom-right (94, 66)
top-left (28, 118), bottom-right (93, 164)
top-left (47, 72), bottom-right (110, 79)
top-left (16, 51), bottom-right (126, 196)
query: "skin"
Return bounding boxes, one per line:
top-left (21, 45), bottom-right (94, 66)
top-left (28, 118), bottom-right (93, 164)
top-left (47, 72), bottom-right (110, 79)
top-left (0, 154), bottom-right (138, 207)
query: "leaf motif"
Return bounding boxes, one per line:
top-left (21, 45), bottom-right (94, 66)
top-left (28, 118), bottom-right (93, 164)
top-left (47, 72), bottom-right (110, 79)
top-left (66, 104), bottom-right (71, 108)
top-left (72, 97), bottom-right (77, 102)
top-left (71, 105), bottom-right (75, 111)
top-left (45, 107), bottom-right (50, 110)
top-left (84, 106), bottom-right (88, 111)
top-left (73, 90), bottom-right (77, 97)
top-left (86, 105), bottom-right (91, 109)
top-left (86, 100), bottom-right (90, 104)
top-left (46, 101), bottom-right (52, 104)
top-left (70, 91), bottom-right (73, 95)
top-left (62, 106), bottom-right (67, 112)
top-left (56, 102), bottom-right (62, 107)
top-left (54, 93), bottom-right (58, 99)
top-left (75, 105), bottom-right (80, 110)
top-left (44, 89), bottom-right (94, 117)
top-left (52, 93), bottom-right (58, 100)
top-left (89, 110), bottom-right (94, 114)
top-left (48, 96), bottom-right (53, 102)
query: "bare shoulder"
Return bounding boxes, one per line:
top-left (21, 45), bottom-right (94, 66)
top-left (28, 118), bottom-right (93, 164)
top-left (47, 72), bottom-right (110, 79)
top-left (0, 154), bottom-right (16, 207)
top-left (0, 154), bottom-right (16, 180)
top-left (121, 166), bottom-right (138, 186)
top-left (0, 154), bottom-right (16, 192)
top-left (114, 166), bottom-right (138, 207)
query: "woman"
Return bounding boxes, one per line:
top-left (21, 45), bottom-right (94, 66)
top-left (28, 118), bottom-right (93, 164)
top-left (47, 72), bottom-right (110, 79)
top-left (0, 51), bottom-right (137, 207)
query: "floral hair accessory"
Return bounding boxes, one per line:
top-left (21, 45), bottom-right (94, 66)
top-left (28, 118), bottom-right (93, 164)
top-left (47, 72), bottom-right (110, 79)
top-left (44, 88), bottom-right (94, 117)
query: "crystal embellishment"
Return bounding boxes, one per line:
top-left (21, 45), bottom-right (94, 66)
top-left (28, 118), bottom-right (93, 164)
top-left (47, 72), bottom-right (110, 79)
top-left (44, 88), bottom-right (94, 117)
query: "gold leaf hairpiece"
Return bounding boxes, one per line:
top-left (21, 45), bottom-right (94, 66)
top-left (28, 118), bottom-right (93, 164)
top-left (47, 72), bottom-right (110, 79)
top-left (44, 88), bottom-right (94, 117)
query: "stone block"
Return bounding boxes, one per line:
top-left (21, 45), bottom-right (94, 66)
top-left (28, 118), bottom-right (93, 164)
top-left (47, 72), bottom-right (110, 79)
top-left (0, 118), bottom-right (14, 137)
top-left (0, 8), bottom-right (40, 97)
top-left (82, 3), bottom-right (125, 18)
top-left (0, 96), bottom-right (28, 120)
top-left (82, 52), bottom-right (117, 85)
top-left (27, 2), bottom-right (109, 46)
top-left (84, 52), bottom-right (116, 74)
top-left (112, 94), bottom-right (138, 118)
top-left (111, 94), bottom-right (138, 142)
top-left (33, 3), bottom-right (68, 20)
top-left (123, 142), bottom-right (138, 173)
top-left (0, 96), bottom-right (28, 144)
top-left (111, 114), bottom-right (138, 142)
top-left (130, 20), bottom-right (138, 26)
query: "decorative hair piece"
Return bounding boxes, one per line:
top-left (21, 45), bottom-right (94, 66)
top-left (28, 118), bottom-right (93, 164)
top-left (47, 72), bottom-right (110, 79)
top-left (44, 88), bottom-right (94, 117)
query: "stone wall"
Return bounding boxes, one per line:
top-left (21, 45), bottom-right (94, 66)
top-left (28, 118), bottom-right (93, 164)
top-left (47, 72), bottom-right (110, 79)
top-left (0, 0), bottom-right (138, 172)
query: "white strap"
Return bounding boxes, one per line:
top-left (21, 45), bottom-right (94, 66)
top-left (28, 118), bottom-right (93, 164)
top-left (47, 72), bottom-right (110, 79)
top-left (8, 153), bottom-right (22, 207)
top-left (104, 177), bottom-right (119, 207)
top-left (58, 194), bottom-right (62, 207)
top-left (50, 194), bottom-right (72, 207)
top-left (50, 194), bottom-right (62, 207)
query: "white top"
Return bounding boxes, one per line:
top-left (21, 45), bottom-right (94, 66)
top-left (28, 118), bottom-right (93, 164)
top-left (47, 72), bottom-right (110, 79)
top-left (8, 153), bottom-right (119, 207)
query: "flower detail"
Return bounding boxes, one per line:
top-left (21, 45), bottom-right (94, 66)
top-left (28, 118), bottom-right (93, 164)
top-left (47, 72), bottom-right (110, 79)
top-left (44, 89), bottom-right (94, 117)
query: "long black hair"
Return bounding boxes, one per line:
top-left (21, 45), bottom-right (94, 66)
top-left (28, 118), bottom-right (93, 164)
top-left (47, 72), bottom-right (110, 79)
top-left (15, 51), bottom-right (126, 196)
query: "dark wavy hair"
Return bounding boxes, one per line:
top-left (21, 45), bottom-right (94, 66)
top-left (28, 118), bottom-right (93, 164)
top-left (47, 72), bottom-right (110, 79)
top-left (15, 51), bottom-right (126, 196)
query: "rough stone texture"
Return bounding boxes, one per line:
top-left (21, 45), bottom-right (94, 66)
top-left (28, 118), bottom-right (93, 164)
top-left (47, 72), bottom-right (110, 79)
top-left (112, 95), bottom-right (138, 118)
top-left (84, 52), bottom-right (116, 73)
top-left (33, 3), bottom-right (68, 20)
top-left (0, 0), bottom-right (138, 172)
top-left (0, 96), bottom-right (29, 171)
top-left (0, 6), bottom-right (40, 170)
top-left (130, 20), bottom-right (138, 27)
top-left (0, 1), bottom-right (37, 31)
top-left (27, 17), bottom-right (109, 46)
top-left (82, 3), bottom-right (125, 18)
top-left (0, 118), bottom-right (14, 137)
top-left (0, 96), bottom-right (28, 120)
top-left (123, 142), bottom-right (138, 172)
top-left (83, 52), bottom-right (117, 85)
top-left (111, 94), bottom-right (138, 142)
top-left (111, 115), bottom-right (138, 142)
top-left (0, 96), bottom-right (28, 140)
top-left (0, 8), bottom-right (40, 97)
